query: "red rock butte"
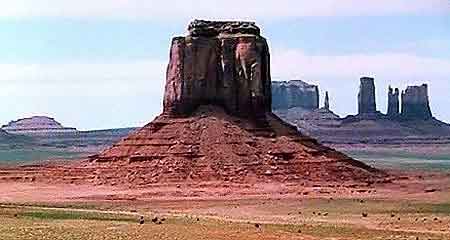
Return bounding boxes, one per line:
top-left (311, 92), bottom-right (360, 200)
top-left (88, 20), bottom-right (383, 184)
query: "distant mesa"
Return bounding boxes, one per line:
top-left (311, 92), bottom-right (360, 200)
top-left (2, 116), bottom-right (77, 135)
top-left (272, 80), bottom-right (319, 110)
top-left (273, 83), bottom-right (342, 135)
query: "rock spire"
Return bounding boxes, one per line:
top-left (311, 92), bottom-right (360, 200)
top-left (358, 77), bottom-right (377, 115)
top-left (387, 86), bottom-right (400, 118)
top-left (324, 91), bottom-right (330, 110)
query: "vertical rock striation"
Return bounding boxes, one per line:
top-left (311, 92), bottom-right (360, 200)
top-left (358, 77), bottom-right (377, 115)
top-left (164, 20), bottom-right (271, 118)
top-left (401, 84), bottom-right (432, 120)
top-left (387, 86), bottom-right (400, 118)
top-left (271, 80), bottom-right (319, 110)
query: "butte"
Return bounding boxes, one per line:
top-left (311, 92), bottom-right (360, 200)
top-left (88, 20), bottom-right (383, 185)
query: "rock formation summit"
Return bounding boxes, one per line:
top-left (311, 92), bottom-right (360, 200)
top-left (164, 19), bottom-right (271, 118)
top-left (89, 20), bottom-right (381, 184)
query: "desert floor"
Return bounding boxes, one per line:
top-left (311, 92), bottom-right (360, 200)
top-left (1, 167), bottom-right (450, 240)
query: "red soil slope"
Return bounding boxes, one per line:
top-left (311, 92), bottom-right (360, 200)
top-left (86, 106), bottom-right (382, 185)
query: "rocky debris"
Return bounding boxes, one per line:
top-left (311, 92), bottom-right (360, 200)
top-left (387, 86), bottom-right (400, 118)
top-left (324, 91), bottom-right (330, 110)
top-left (272, 80), bottom-right (319, 110)
top-left (358, 77), bottom-right (377, 115)
top-left (164, 19), bottom-right (271, 118)
top-left (2, 116), bottom-right (77, 135)
top-left (86, 105), bottom-right (381, 184)
top-left (401, 84), bottom-right (433, 120)
top-left (275, 107), bottom-right (341, 136)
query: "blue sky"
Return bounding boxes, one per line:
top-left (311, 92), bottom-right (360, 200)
top-left (0, 0), bottom-right (449, 130)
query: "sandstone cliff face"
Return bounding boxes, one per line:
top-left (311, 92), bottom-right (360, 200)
top-left (164, 20), bottom-right (271, 118)
top-left (387, 86), bottom-right (400, 118)
top-left (401, 84), bottom-right (433, 120)
top-left (358, 77), bottom-right (377, 115)
top-left (272, 80), bottom-right (319, 110)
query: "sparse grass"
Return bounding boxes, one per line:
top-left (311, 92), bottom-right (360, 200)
top-left (19, 210), bottom-right (136, 222)
top-left (1, 201), bottom-right (450, 240)
top-left (0, 149), bottom-right (85, 164)
top-left (0, 207), bottom-right (304, 240)
top-left (346, 150), bottom-right (450, 171)
top-left (0, 206), bottom-right (136, 222)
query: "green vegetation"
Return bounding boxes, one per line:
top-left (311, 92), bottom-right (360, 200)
top-left (19, 210), bottom-right (135, 222)
top-left (346, 150), bottom-right (450, 171)
top-left (1, 200), bottom-right (450, 240)
top-left (0, 149), bottom-right (86, 164)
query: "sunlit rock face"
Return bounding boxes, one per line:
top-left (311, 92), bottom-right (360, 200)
top-left (163, 20), bottom-right (272, 118)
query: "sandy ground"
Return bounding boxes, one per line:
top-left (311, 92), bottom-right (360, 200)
top-left (0, 171), bottom-right (450, 239)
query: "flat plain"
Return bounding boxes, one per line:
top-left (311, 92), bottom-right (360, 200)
top-left (1, 147), bottom-right (450, 239)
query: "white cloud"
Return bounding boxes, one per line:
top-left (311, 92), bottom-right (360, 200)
top-left (1, 0), bottom-right (449, 19)
top-left (0, 61), bottom-right (167, 97)
top-left (271, 49), bottom-right (450, 81)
